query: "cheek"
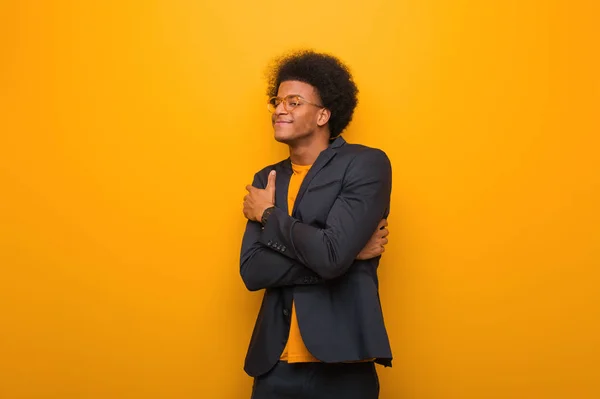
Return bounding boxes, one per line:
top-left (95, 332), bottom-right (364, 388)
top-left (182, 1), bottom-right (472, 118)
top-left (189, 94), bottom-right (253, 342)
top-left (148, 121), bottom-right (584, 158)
top-left (297, 112), bottom-right (318, 129)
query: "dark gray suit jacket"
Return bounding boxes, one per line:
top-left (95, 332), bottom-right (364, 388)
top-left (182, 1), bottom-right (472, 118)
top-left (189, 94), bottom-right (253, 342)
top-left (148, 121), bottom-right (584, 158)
top-left (240, 136), bottom-right (393, 377)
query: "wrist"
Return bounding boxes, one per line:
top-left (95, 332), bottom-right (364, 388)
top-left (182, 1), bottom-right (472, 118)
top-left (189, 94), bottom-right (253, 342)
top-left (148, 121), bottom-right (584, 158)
top-left (260, 205), bottom-right (275, 225)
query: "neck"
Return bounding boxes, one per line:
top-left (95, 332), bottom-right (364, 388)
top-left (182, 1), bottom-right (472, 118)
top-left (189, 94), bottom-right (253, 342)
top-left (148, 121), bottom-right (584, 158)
top-left (288, 133), bottom-right (330, 165)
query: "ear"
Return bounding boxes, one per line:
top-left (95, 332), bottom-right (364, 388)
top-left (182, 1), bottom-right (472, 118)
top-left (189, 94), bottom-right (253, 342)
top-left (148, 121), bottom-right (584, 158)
top-left (316, 108), bottom-right (331, 127)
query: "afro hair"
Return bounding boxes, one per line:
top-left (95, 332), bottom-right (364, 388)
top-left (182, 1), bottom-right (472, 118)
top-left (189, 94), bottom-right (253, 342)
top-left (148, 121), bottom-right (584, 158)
top-left (266, 50), bottom-right (359, 138)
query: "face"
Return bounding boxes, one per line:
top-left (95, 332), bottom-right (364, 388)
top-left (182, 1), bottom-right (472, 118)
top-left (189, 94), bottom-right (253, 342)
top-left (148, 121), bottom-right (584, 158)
top-left (271, 80), bottom-right (328, 144)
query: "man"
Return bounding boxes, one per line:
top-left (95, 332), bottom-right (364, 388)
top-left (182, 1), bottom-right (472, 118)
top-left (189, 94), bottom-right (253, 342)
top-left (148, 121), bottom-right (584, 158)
top-left (240, 50), bottom-right (393, 399)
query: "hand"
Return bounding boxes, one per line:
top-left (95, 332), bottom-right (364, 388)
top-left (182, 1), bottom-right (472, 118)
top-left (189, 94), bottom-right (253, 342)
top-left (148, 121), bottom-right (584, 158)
top-left (244, 170), bottom-right (276, 222)
top-left (356, 219), bottom-right (389, 260)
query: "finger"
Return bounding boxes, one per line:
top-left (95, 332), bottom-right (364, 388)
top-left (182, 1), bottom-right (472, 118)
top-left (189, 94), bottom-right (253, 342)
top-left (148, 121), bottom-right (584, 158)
top-left (265, 170), bottom-right (276, 200)
top-left (245, 185), bottom-right (255, 192)
top-left (380, 245), bottom-right (385, 253)
top-left (381, 237), bottom-right (388, 245)
top-left (265, 170), bottom-right (276, 190)
top-left (377, 219), bottom-right (387, 229)
top-left (379, 228), bottom-right (389, 238)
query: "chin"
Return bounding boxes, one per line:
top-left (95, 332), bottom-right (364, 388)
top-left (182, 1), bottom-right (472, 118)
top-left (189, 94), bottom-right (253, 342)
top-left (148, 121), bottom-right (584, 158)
top-left (273, 130), bottom-right (295, 144)
top-left (274, 136), bottom-right (292, 144)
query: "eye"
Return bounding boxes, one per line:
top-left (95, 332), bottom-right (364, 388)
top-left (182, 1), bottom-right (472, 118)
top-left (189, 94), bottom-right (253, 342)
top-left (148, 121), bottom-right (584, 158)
top-left (286, 96), bottom-right (301, 107)
top-left (288, 100), bottom-right (300, 107)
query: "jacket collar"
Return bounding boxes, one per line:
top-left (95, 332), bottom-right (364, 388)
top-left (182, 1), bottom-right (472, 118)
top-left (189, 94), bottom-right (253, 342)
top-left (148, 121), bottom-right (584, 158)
top-left (276, 135), bottom-right (345, 216)
top-left (281, 135), bottom-right (346, 171)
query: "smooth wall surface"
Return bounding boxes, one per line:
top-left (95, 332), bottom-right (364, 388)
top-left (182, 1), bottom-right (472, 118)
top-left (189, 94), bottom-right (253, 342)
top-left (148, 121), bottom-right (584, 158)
top-left (1, 1), bottom-right (598, 398)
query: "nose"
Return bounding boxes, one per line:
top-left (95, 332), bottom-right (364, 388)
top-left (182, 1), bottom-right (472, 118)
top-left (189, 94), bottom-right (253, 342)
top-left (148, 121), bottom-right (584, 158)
top-left (275, 100), bottom-right (288, 115)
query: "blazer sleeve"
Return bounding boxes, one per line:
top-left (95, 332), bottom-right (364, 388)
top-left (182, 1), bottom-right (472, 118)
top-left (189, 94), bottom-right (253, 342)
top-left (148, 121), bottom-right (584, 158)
top-left (258, 149), bottom-right (392, 280)
top-left (239, 172), bottom-right (324, 292)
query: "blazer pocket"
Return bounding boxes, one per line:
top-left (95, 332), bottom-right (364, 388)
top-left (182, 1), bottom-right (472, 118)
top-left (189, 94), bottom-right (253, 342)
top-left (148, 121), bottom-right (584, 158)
top-left (307, 179), bottom-right (342, 193)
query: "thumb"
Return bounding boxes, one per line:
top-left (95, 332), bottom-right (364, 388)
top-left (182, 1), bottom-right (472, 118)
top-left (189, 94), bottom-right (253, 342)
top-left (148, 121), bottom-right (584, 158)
top-left (266, 170), bottom-right (276, 199)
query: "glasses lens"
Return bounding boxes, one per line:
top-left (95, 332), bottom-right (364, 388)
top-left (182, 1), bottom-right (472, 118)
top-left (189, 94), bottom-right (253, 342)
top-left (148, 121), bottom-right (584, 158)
top-left (285, 95), bottom-right (301, 109)
top-left (267, 97), bottom-right (279, 113)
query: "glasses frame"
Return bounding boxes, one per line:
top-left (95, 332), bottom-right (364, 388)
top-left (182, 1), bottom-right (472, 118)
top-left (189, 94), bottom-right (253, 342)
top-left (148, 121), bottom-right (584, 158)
top-left (267, 95), bottom-right (324, 113)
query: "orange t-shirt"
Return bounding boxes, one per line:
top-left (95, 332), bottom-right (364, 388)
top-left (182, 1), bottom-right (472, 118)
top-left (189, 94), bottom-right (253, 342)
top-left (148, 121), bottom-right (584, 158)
top-left (279, 162), bottom-right (320, 363)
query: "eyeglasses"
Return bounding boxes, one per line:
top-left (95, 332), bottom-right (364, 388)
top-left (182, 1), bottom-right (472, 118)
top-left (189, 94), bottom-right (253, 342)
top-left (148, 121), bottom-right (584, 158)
top-left (267, 95), bottom-right (324, 113)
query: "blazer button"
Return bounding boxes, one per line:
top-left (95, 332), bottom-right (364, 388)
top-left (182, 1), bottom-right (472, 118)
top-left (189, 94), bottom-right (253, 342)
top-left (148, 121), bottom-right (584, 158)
top-left (283, 309), bottom-right (289, 316)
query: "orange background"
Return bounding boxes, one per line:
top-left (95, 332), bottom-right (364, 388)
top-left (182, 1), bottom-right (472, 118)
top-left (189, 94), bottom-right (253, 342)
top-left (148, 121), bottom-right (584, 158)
top-left (1, 1), bottom-right (598, 398)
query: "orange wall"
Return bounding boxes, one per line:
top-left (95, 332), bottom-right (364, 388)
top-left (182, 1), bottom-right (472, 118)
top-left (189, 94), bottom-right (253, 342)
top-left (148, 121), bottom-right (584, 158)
top-left (1, 1), bottom-right (598, 398)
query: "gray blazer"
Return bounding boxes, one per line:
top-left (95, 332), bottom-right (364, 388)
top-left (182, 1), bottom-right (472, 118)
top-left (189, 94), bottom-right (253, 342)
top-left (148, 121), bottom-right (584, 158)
top-left (240, 136), bottom-right (393, 377)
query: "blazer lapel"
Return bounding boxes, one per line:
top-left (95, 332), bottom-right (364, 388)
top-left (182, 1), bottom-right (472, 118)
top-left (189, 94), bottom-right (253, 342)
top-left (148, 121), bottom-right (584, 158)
top-left (275, 160), bottom-right (292, 215)
top-left (291, 136), bottom-right (346, 216)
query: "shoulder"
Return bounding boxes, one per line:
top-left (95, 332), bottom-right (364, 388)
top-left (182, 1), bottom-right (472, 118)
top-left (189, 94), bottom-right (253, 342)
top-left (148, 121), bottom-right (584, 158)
top-left (337, 142), bottom-right (391, 170)
top-left (333, 142), bottom-right (392, 187)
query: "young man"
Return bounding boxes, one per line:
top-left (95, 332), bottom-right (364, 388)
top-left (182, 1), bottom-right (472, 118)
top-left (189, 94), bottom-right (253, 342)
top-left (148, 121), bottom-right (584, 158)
top-left (240, 50), bottom-right (393, 399)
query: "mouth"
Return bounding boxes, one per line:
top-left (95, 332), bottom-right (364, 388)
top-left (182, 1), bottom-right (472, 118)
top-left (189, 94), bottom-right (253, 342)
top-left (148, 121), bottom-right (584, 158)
top-left (274, 119), bottom-right (292, 125)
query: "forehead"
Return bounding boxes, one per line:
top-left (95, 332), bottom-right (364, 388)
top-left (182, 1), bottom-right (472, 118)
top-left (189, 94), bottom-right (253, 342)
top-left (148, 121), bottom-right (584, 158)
top-left (277, 80), bottom-right (319, 99)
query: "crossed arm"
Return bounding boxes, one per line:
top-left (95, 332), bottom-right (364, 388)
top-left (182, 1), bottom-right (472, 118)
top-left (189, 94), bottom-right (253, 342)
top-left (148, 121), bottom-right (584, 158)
top-left (240, 149), bottom-right (392, 291)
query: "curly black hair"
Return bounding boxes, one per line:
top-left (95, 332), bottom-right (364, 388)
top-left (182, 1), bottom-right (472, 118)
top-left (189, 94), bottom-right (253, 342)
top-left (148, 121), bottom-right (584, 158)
top-left (266, 50), bottom-right (359, 138)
